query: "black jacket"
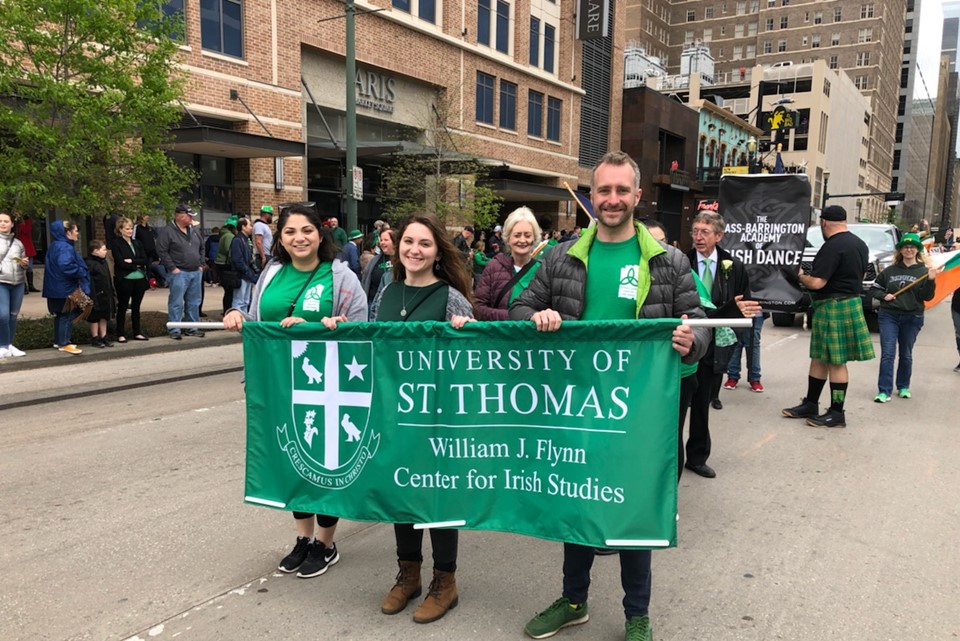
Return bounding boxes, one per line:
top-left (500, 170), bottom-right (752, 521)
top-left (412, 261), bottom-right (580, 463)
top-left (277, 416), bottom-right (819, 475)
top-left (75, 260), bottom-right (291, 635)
top-left (111, 238), bottom-right (149, 281)
top-left (686, 246), bottom-right (751, 372)
top-left (85, 255), bottom-right (115, 318)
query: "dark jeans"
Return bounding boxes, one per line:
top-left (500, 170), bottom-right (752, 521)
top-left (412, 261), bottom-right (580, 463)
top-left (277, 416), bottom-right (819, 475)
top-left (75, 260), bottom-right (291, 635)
top-left (395, 524), bottom-right (458, 572)
top-left (877, 310), bottom-right (924, 395)
top-left (953, 309), bottom-right (960, 357)
top-left (115, 277), bottom-right (148, 338)
top-left (562, 543), bottom-right (651, 618)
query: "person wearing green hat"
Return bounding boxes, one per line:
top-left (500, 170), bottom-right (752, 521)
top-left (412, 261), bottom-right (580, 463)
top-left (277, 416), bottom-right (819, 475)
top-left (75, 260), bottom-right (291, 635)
top-left (215, 217), bottom-right (239, 312)
top-left (337, 228), bottom-right (363, 277)
top-left (254, 206), bottom-right (274, 270)
top-left (869, 232), bottom-right (940, 403)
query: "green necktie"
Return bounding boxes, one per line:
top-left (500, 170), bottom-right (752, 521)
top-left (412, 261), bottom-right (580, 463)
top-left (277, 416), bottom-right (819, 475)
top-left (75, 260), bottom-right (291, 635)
top-left (701, 258), bottom-right (713, 292)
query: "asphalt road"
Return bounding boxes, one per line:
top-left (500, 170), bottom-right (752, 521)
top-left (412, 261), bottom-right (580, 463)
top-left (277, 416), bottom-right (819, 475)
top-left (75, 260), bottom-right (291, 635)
top-left (2, 306), bottom-right (958, 641)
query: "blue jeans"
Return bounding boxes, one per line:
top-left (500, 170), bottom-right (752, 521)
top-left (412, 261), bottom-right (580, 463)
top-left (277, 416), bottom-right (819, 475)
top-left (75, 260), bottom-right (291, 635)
top-left (562, 544), bottom-right (651, 618)
top-left (0, 282), bottom-right (25, 346)
top-left (167, 269), bottom-right (202, 335)
top-left (46, 297), bottom-right (79, 346)
top-left (877, 309), bottom-right (924, 395)
top-left (234, 278), bottom-right (253, 314)
top-left (727, 314), bottom-right (763, 381)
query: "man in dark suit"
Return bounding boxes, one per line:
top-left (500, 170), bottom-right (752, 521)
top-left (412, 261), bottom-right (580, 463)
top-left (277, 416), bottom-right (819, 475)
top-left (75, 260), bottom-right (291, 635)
top-left (684, 211), bottom-right (752, 478)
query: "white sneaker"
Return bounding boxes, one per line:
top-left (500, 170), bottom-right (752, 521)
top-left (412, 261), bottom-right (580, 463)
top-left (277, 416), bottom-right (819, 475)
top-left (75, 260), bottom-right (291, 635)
top-left (0, 347), bottom-right (11, 359)
top-left (7, 345), bottom-right (25, 357)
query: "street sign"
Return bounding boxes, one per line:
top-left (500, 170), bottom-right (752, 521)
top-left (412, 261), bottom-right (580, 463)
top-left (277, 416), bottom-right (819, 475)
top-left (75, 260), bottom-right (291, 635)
top-left (352, 166), bottom-right (363, 201)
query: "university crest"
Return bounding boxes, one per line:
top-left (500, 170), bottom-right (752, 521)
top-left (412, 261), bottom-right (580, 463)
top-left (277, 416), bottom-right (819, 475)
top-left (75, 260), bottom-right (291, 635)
top-left (277, 340), bottom-right (379, 489)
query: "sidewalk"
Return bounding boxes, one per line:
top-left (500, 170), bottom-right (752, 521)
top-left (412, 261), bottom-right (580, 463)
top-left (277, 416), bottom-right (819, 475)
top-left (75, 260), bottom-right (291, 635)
top-left (9, 274), bottom-right (237, 373)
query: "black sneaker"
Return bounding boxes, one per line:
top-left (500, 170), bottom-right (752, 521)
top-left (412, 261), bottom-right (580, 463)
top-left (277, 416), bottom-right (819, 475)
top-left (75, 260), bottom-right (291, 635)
top-left (91, 337), bottom-right (105, 348)
top-left (954, 362), bottom-right (960, 373)
top-left (169, 333), bottom-right (182, 341)
top-left (277, 536), bottom-right (311, 573)
top-left (782, 398), bottom-right (818, 419)
top-left (806, 409), bottom-right (846, 428)
top-left (297, 541), bottom-right (340, 578)
top-left (185, 330), bottom-right (205, 338)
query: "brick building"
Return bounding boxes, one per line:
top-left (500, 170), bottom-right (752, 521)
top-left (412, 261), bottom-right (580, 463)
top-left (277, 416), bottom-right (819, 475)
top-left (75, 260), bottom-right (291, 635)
top-left (163, 0), bottom-right (626, 234)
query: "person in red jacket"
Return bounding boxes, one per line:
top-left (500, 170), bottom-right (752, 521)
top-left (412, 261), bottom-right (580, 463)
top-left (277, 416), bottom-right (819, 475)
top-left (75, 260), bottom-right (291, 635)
top-left (474, 206), bottom-right (542, 320)
top-left (14, 215), bottom-right (38, 294)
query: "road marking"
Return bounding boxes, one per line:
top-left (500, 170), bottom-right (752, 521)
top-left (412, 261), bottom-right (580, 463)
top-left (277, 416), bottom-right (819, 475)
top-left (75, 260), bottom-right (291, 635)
top-left (741, 433), bottom-right (777, 457)
top-left (766, 333), bottom-right (800, 350)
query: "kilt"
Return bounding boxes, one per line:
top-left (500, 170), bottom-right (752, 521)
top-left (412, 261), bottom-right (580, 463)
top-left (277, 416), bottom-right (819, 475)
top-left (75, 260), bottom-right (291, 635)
top-left (809, 297), bottom-right (875, 364)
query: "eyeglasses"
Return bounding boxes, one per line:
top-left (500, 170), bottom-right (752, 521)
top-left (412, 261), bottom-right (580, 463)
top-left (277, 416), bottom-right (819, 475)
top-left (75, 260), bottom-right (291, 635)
top-left (690, 229), bottom-right (715, 238)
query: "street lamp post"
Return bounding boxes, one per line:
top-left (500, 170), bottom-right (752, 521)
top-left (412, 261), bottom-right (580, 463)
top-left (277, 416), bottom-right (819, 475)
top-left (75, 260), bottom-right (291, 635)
top-left (821, 169), bottom-right (830, 213)
top-left (746, 136), bottom-right (757, 173)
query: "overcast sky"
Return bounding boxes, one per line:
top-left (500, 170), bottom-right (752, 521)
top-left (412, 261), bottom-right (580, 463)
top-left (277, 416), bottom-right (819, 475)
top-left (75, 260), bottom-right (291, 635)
top-left (916, 0), bottom-right (946, 100)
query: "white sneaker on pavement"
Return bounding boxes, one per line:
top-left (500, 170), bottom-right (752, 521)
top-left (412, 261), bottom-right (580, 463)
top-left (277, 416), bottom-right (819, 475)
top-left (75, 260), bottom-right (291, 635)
top-left (7, 345), bottom-right (26, 357)
top-left (0, 347), bottom-right (11, 359)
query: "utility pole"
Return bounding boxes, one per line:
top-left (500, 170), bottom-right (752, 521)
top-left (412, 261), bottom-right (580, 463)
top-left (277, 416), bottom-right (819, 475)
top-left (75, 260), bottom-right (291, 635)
top-left (345, 0), bottom-right (358, 231)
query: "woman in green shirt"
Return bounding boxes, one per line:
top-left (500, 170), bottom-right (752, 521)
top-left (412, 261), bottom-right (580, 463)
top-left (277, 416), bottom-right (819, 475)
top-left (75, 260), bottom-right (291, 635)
top-left (372, 212), bottom-right (474, 625)
top-left (223, 204), bottom-right (368, 579)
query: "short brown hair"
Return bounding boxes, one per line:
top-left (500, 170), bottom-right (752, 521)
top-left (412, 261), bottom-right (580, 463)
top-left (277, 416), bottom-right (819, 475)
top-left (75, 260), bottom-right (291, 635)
top-left (592, 151), bottom-right (641, 190)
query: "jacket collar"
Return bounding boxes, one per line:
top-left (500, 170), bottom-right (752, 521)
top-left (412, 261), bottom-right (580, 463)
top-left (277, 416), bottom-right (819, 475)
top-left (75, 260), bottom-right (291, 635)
top-left (566, 221), bottom-right (666, 267)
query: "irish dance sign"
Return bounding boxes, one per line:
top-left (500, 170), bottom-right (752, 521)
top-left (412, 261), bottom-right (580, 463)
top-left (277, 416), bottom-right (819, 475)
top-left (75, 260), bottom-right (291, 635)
top-left (242, 319), bottom-right (680, 549)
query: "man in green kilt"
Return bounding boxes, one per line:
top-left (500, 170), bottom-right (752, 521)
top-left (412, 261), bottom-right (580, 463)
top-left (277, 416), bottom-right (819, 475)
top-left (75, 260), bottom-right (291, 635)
top-left (782, 205), bottom-right (875, 427)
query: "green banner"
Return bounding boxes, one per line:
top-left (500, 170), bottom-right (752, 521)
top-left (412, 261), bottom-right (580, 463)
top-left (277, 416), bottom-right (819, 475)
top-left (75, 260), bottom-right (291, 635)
top-left (243, 320), bottom-right (680, 549)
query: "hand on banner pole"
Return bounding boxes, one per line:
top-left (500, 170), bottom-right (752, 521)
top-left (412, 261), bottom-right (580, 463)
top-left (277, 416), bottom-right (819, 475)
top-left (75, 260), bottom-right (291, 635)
top-left (321, 315), bottom-right (348, 330)
top-left (280, 316), bottom-right (307, 328)
top-left (672, 315), bottom-right (694, 356)
top-left (223, 310), bottom-right (245, 332)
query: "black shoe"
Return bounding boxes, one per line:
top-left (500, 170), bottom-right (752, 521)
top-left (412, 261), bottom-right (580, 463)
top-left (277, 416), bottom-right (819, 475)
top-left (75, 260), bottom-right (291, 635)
top-left (199, 311), bottom-right (208, 318)
top-left (806, 409), bottom-right (846, 428)
top-left (711, 398), bottom-right (723, 410)
top-left (297, 541), bottom-right (339, 578)
top-left (185, 330), bottom-right (205, 337)
top-left (684, 462), bottom-right (716, 478)
top-left (594, 547), bottom-right (619, 556)
top-left (169, 333), bottom-right (182, 340)
top-left (278, 536), bottom-right (312, 573)
top-left (101, 337), bottom-right (114, 347)
top-left (91, 337), bottom-right (105, 348)
top-left (954, 362), bottom-right (960, 373)
top-left (28, 286), bottom-right (39, 292)
top-left (782, 398), bottom-right (818, 419)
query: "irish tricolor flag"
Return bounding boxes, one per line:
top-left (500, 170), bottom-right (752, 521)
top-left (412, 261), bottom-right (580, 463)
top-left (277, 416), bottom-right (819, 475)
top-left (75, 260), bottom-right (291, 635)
top-left (926, 250), bottom-right (960, 309)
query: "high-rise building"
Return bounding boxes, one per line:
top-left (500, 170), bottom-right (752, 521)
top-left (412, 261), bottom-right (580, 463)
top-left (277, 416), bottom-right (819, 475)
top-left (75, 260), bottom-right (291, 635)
top-left (940, 1), bottom-right (960, 228)
top-left (631, 0), bottom-right (907, 213)
top-left (891, 0), bottom-right (921, 205)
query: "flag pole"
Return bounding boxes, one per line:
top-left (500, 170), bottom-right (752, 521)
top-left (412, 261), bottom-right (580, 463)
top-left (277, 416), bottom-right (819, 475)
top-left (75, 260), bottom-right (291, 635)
top-left (562, 181), bottom-right (597, 222)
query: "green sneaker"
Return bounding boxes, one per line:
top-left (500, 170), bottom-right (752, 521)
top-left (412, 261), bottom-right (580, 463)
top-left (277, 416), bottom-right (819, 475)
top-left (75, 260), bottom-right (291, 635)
top-left (625, 615), bottom-right (653, 641)
top-left (898, 389), bottom-right (912, 399)
top-left (524, 597), bottom-right (589, 639)
top-left (874, 393), bottom-right (891, 403)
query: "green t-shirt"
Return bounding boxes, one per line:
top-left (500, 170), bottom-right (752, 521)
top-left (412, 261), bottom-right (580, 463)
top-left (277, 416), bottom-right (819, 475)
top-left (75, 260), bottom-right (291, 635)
top-left (376, 281), bottom-right (448, 322)
top-left (259, 263), bottom-right (334, 322)
top-left (581, 237), bottom-right (642, 321)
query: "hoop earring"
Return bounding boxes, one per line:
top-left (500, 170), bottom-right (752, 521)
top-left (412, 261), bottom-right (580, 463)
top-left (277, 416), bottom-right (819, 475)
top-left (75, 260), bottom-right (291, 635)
top-left (434, 260), bottom-right (440, 272)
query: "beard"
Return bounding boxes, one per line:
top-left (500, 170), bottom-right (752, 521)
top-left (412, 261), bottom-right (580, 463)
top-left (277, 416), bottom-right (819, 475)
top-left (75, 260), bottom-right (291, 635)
top-left (597, 207), bottom-right (634, 230)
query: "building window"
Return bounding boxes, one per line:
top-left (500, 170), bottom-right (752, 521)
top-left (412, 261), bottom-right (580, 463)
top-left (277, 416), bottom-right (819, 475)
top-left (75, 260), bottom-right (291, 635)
top-left (831, 33), bottom-right (840, 46)
top-left (903, 42), bottom-right (912, 54)
top-left (685, 30), bottom-right (694, 44)
top-left (895, 122), bottom-right (903, 142)
top-left (529, 17), bottom-right (539, 65)
top-left (780, 16), bottom-right (788, 28)
top-left (856, 52), bottom-right (870, 66)
top-left (544, 23), bottom-right (555, 73)
top-left (828, 55), bottom-right (838, 69)
top-left (814, 11), bottom-right (822, 24)
top-left (811, 34), bottom-right (820, 48)
top-left (748, 22), bottom-right (757, 36)
top-left (394, 0), bottom-right (411, 11)
top-left (704, 28), bottom-right (713, 41)
top-left (823, 79), bottom-right (831, 96)
top-left (750, 0), bottom-right (758, 12)
top-left (833, 7), bottom-right (842, 21)
top-left (778, 39), bottom-right (786, 52)
top-left (546, 97), bottom-right (561, 142)
top-left (200, 0), bottom-right (243, 58)
top-left (736, 23), bottom-right (745, 37)
top-left (765, 17), bottom-right (774, 31)
top-left (733, 45), bottom-right (743, 60)
top-left (861, 4), bottom-right (874, 18)
top-left (854, 75), bottom-right (869, 90)
top-left (495, 1), bottom-right (510, 53)
top-left (763, 41), bottom-right (772, 54)
top-left (478, 0), bottom-right (490, 45)
top-left (900, 67), bottom-right (910, 88)
top-left (720, 26), bottom-right (726, 35)
top-left (736, 1), bottom-right (746, 15)
top-left (804, 11), bottom-right (809, 22)
top-left (802, 36), bottom-right (808, 46)
top-left (858, 28), bottom-right (873, 43)
top-left (687, 9), bottom-right (696, 21)
top-left (476, 72), bottom-right (495, 124)
top-left (746, 43), bottom-right (756, 57)
top-left (499, 80), bottom-right (516, 130)
top-left (528, 90), bottom-right (543, 137)
top-left (419, 0), bottom-right (436, 23)
top-left (705, 7), bottom-right (714, 18)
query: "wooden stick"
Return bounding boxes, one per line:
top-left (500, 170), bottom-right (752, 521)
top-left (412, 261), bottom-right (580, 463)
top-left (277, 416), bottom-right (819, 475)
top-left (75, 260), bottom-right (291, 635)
top-left (562, 181), bottom-right (597, 222)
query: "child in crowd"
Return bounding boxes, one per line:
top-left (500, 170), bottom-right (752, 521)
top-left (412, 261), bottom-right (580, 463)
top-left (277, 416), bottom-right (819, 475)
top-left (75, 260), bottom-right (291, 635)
top-left (85, 240), bottom-right (115, 347)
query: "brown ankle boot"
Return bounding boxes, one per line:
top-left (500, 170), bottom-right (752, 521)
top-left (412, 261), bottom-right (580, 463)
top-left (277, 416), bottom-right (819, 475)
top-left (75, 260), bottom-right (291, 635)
top-left (381, 560), bottom-right (422, 614)
top-left (413, 569), bottom-right (459, 623)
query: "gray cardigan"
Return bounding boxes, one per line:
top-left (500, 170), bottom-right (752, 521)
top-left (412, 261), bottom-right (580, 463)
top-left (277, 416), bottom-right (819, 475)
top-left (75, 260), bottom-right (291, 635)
top-left (369, 280), bottom-right (474, 321)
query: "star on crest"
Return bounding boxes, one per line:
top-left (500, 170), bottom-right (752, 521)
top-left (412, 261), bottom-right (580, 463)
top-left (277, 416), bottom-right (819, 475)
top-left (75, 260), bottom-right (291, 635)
top-left (344, 355), bottom-right (368, 381)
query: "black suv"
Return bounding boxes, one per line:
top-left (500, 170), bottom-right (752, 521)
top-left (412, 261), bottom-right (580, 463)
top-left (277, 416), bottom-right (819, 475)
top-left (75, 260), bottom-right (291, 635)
top-left (771, 223), bottom-right (901, 331)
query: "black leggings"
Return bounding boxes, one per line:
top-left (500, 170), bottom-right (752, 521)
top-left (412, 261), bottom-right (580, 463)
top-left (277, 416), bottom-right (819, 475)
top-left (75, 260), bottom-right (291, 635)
top-left (292, 512), bottom-right (339, 528)
top-left (115, 277), bottom-right (148, 337)
top-left (394, 524), bottom-right (458, 572)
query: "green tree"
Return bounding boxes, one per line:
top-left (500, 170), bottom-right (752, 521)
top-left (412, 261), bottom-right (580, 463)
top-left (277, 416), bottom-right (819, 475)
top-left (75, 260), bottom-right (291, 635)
top-left (0, 0), bottom-right (195, 218)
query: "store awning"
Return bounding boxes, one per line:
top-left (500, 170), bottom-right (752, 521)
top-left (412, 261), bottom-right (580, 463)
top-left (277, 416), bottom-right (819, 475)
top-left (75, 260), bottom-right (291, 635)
top-left (165, 126), bottom-right (304, 158)
top-left (486, 179), bottom-right (574, 202)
